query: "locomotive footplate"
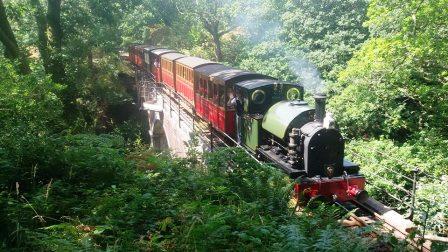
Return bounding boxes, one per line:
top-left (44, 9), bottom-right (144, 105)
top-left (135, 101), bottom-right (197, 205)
top-left (257, 146), bottom-right (307, 178)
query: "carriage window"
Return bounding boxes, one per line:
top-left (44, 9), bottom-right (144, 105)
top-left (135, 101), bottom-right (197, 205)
top-left (201, 79), bottom-right (206, 97)
top-left (213, 84), bottom-right (219, 104)
top-left (195, 78), bottom-right (198, 93)
top-left (207, 81), bottom-right (213, 100)
top-left (226, 88), bottom-right (236, 110)
top-left (218, 85), bottom-right (225, 107)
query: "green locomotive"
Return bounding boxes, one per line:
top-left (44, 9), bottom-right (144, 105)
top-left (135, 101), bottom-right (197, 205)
top-left (130, 44), bottom-right (368, 204)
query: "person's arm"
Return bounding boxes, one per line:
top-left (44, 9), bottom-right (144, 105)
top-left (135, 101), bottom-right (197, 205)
top-left (227, 97), bottom-right (236, 107)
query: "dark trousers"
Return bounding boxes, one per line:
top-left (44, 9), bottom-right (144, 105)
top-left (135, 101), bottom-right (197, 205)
top-left (236, 115), bottom-right (242, 145)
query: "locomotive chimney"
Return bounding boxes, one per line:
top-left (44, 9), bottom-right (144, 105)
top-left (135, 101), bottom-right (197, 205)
top-left (314, 93), bottom-right (327, 123)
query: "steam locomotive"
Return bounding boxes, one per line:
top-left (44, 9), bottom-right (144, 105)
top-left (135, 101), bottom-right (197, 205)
top-left (129, 44), bottom-right (368, 204)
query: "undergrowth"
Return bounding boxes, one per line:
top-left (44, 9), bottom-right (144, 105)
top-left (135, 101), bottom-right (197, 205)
top-left (2, 142), bottom-right (400, 251)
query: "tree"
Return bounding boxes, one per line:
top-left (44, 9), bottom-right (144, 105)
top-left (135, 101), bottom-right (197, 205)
top-left (46, 0), bottom-right (65, 83)
top-left (30, 0), bottom-right (50, 72)
top-left (179, 0), bottom-right (238, 61)
top-left (282, 0), bottom-right (369, 80)
top-left (0, 0), bottom-right (30, 74)
top-left (329, 0), bottom-right (448, 140)
top-left (27, 0), bottom-right (65, 82)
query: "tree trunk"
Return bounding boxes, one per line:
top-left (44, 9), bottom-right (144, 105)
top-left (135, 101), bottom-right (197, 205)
top-left (47, 0), bottom-right (65, 83)
top-left (212, 33), bottom-right (223, 62)
top-left (30, 0), bottom-right (50, 73)
top-left (0, 0), bottom-right (30, 74)
top-left (202, 20), bottom-right (223, 62)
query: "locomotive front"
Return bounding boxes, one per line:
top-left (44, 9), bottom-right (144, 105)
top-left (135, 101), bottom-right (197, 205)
top-left (235, 80), bottom-right (368, 204)
top-left (264, 94), bottom-right (368, 203)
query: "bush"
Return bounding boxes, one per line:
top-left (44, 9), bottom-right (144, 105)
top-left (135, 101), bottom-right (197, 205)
top-left (1, 147), bottom-right (381, 251)
top-left (346, 139), bottom-right (448, 236)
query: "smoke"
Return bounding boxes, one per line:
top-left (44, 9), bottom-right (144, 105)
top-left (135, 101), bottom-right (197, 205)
top-left (233, 0), bottom-right (282, 44)
top-left (233, 0), bottom-right (326, 95)
top-left (289, 59), bottom-right (326, 94)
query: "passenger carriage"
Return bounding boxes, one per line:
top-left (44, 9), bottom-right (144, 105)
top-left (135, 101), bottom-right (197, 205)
top-left (160, 53), bottom-right (186, 90)
top-left (134, 45), bottom-right (153, 68)
top-left (128, 44), bottom-right (138, 65)
top-left (175, 57), bottom-right (218, 103)
top-left (145, 48), bottom-right (175, 82)
top-left (194, 64), bottom-right (231, 124)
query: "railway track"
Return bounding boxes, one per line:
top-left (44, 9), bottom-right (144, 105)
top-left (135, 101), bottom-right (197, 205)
top-left (339, 199), bottom-right (433, 251)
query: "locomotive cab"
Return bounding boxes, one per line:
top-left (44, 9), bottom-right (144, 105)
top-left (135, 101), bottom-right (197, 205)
top-left (233, 79), bottom-right (303, 151)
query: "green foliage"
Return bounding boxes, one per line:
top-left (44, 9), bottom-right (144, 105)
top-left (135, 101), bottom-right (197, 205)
top-left (239, 41), bottom-right (297, 81)
top-left (330, 0), bottom-right (448, 140)
top-left (1, 144), bottom-right (379, 251)
top-left (282, 0), bottom-right (369, 80)
top-left (0, 58), bottom-right (64, 133)
top-left (346, 139), bottom-right (448, 236)
top-left (327, 2), bottom-right (448, 238)
top-left (0, 58), bottom-right (64, 188)
top-left (70, 55), bottom-right (134, 132)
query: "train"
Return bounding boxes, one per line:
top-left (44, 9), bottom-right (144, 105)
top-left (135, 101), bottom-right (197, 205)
top-left (128, 44), bottom-right (368, 205)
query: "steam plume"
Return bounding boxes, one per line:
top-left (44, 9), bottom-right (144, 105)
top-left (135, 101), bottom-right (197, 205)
top-left (289, 59), bottom-right (326, 94)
